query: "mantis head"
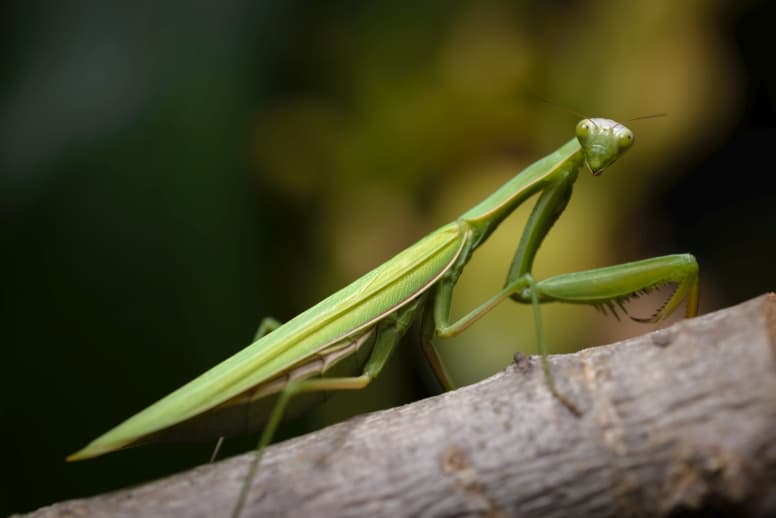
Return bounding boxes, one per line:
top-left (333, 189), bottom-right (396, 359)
top-left (576, 118), bottom-right (634, 175)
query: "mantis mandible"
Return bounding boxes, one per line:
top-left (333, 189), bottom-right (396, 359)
top-left (68, 117), bottom-right (699, 517)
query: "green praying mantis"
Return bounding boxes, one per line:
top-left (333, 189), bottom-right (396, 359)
top-left (68, 117), bottom-right (699, 517)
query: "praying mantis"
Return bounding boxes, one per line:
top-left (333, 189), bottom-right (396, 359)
top-left (68, 117), bottom-right (699, 517)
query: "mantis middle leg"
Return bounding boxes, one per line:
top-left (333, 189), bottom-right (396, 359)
top-left (419, 176), bottom-right (698, 412)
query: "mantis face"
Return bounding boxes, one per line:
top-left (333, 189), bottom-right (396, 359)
top-left (576, 118), bottom-right (634, 175)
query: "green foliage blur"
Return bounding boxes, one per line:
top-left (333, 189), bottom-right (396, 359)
top-left (3, 1), bottom-right (774, 514)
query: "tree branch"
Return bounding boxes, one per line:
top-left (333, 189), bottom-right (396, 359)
top-left (29, 294), bottom-right (776, 517)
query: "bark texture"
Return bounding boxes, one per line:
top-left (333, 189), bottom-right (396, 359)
top-left (28, 294), bottom-right (776, 517)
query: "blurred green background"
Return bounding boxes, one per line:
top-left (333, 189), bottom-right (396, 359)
top-left (3, 1), bottom-right (775, 514)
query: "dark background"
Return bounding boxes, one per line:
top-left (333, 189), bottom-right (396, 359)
top-left (3, 1), bottom-right (774, 514)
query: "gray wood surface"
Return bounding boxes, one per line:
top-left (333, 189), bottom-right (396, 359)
top-left (27, 294), bottom-right (776, 517)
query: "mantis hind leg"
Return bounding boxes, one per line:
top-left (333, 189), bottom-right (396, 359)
top-left (231, 298), bottom-right (424, 518)
top-left (252, 317), bottom-right (283, 340)
top-left (210, 317), bottom-right (285, 463)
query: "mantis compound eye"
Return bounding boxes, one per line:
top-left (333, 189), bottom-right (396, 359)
top-left (617, 129), bottom-right (634, 149)
top-left (576, 120), bottom-right (592, 138)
